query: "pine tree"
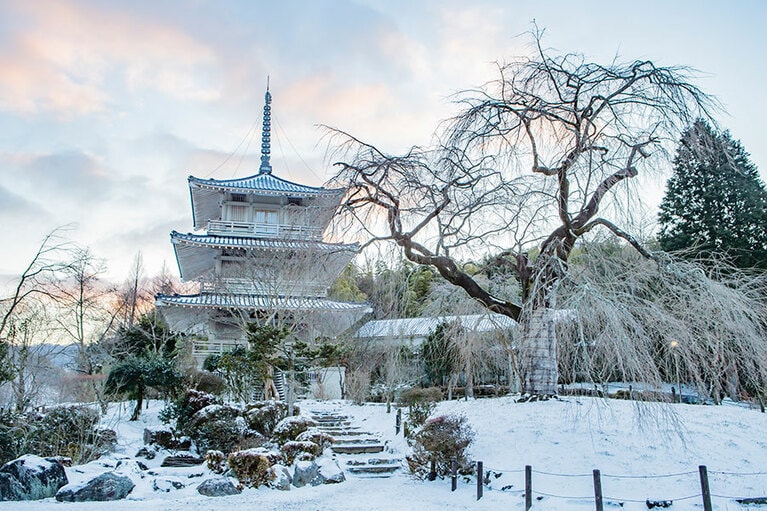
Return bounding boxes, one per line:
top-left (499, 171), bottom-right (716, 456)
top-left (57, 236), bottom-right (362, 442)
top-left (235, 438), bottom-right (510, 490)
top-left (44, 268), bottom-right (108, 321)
top-left (658, 120), bottom-right (767, 269)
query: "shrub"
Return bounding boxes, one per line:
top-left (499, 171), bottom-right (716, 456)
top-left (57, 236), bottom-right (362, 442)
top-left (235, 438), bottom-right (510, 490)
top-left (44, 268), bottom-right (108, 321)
top-left (244, 401), bottom-right (291, 436)
top-left (228, 449), bottom-right (274, 487)
top-left (160, 389), bottom-right (221, 430)
top-left (407, 414), bottom-right (474, 479)
top-left (280, 440), bottom-right (322, 465)
top-left (272, 416), bottom-right (317, 444)
top-left (205, 450), bottom-right (227, 474)
top-left (400, 387), bottom-right (442, 435)
top-left (295, 429), bottom-right (334, 450)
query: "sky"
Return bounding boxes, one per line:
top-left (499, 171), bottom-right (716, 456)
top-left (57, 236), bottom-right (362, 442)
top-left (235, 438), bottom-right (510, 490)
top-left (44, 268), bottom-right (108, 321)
top-left (1, 0), bottom-right (766, 283)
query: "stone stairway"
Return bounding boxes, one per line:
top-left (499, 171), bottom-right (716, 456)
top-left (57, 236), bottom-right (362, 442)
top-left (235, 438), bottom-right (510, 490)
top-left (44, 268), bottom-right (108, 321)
top-left (311, 411), bottom-right (403, 478)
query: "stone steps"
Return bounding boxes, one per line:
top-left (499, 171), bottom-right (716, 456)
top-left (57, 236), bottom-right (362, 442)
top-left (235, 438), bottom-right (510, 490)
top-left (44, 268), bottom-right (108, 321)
top-left (310, 411), bottom-right (401, 478)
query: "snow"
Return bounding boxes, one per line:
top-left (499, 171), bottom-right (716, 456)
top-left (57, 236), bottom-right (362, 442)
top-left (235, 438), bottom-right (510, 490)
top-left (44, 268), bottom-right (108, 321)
top-left (8, 396), bottom-right (767, 510)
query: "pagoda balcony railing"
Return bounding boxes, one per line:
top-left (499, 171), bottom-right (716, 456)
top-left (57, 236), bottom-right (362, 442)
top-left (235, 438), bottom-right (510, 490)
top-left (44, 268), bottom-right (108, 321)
top-left (207, 220), bottom-right (323, 240)
top-left (199, 277), bottom-right (328, 297)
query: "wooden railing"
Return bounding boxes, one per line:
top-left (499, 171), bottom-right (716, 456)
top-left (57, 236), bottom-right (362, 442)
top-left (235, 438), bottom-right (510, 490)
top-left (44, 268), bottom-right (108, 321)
top-left (199, 278), bottom-right (328, 297)
top-left (207, 220), bottom-right (323, 240)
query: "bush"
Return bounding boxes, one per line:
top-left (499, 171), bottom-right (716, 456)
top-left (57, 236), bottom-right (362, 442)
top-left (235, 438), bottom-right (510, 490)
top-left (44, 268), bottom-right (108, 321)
top-left (272, 416), bottom-right (317, 445)
top-left (244, 401), bottom-right (294, 436)
top-left (400, 387), bottom-right (442, 435)
top-left (295, 429), bottom-right (334, 450)
top-left (205, 450), bottom-right (227, 474)
top-left (407, 414), bottom-right (474, 479)
top-left (160, 389), bottom-right (221, 429)
top-left (280, 440), bottom-right (321, 465)
top-left (228, 449), bottom-right (274, 487)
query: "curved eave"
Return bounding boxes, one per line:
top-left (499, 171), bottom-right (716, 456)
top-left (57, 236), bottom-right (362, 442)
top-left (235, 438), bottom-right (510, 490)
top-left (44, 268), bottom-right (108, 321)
top-left (156, 293), bottom-right (372, 313)
top-left (188, 174), bottom-right (345, 198)
top-left (171, 231), bottom-right (360, 253)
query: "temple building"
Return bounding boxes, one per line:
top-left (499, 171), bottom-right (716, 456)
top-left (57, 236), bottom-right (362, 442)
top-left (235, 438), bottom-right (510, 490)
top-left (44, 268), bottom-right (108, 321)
top-left (156, 87), bottom-right (371, 382)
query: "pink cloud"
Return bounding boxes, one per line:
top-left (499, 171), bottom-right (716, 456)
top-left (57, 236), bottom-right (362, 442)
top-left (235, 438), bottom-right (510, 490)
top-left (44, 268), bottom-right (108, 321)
top-left (0, 0), bottom-right (219, 116)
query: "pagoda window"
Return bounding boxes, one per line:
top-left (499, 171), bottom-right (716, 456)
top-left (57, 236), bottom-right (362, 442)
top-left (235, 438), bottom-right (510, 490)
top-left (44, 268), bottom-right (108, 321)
top-left (254, 210), bottom-right (279, 235)
top-left (231, 193), bottom-right (247, 202)
top-left (227, 204), bottom-right (249, 222)
top-left (287, 197), bottom-right (302, 206)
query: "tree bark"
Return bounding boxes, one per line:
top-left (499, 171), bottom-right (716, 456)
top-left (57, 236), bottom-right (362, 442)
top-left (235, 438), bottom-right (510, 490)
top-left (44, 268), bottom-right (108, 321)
top-left (521, 309), bottom-right (558, 397)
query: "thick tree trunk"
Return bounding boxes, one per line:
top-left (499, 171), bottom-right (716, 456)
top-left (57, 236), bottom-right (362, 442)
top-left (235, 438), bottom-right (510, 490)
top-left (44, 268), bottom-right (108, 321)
top-left (521, 308), bottom-right (558, 397)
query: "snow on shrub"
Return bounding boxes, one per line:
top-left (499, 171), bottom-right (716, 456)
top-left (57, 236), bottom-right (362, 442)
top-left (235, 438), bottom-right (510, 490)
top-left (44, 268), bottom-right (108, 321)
top-left (272, 416), bottom-right (317, 444)
top-left (227, 449), bottom-right (274, 487)
top-left (280, 440), bottom-right (321, 465)
top-left (244, 401), bottom-right (297, 436)
top-left (205, 450), bottom-right (226, 474)
top-left (407, 414), bottom-right (474, 479)
top-left (295, 429), bottom-right (334, 450)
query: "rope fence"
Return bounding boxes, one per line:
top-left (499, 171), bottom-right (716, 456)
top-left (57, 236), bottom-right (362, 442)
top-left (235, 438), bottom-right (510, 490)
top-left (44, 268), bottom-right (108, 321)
top-left (447, 460), bottom-right (767, 510)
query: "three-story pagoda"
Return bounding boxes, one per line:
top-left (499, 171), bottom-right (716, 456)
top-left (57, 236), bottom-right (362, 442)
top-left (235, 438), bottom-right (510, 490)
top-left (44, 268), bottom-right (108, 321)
top-left (157, 87), bottom-right (370, 367)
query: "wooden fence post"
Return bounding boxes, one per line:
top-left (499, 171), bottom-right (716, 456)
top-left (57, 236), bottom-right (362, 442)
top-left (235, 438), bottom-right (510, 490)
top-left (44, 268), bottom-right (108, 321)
top-left (525, 465), bottom-right (532, 511)
top-left (699, 465), bottom-right (712, 511)
top-left (451, 459), bottom-right (457, 492)
top-left (395, 408), bottom-right (401, 435)
top-left (476, 461), bottom-right (483, 500)
top-left (428, 459), bottom-right (436, 481)
top-left (593, 469), bottom-right (604, 511)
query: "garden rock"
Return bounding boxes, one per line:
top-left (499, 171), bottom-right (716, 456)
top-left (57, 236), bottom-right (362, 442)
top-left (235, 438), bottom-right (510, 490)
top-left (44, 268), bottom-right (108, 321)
top-left (56, 472), bottom-right (135, 502)
top-left (152, 477), bottom-right (186, 493)
top-left (143, 426), bottom-right (176, 448)
top-left (317, 458), bottom-right (346, 484)
top-left (197, 477), bottom-right (241, 497)
top-left (292, 460), bottom-right (321, 488)
top-left (268, 464), bottom-right (292, 491)
top-left (0, 454), bottom-right (68, 501)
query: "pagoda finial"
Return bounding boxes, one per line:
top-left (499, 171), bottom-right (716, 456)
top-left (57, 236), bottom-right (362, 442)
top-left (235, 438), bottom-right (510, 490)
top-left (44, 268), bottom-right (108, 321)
top-left (259, 77), bottom-right (272, 175)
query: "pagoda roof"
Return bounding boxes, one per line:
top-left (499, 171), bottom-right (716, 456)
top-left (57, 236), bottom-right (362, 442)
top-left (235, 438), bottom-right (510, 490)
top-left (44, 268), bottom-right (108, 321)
top-left (156, 292), bottom-right (371, 313)
top-left (171, 231), bottom-right (358, 252)
top-left (188, 173), bottom-right (343, 197)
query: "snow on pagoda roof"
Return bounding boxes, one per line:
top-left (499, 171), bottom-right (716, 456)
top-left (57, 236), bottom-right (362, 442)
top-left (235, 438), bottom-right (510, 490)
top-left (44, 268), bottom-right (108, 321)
top-left (356, 313), bottom-right (517, 341)
top-left (171, 231), bottom-right (359, 252)
top-left (188, 173), bottom-right (344, 196)
top-left (156, 292), bottom-right (371, 313)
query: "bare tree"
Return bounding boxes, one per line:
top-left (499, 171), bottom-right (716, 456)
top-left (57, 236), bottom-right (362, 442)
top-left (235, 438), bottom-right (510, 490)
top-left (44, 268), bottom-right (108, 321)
top-left (328, 33), bottom-right (713, 398)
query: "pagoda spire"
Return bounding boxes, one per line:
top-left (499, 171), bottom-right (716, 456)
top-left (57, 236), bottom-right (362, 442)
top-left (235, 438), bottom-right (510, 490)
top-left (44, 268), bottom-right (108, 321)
top-left (259, 77), bottom-right (273, 175)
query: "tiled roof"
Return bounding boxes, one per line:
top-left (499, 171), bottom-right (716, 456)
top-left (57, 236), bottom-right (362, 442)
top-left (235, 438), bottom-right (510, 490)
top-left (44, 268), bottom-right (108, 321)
top-left (170, 231), bottom-right (359, 252)
top-left (156, 293), bottom-right (371, 312)
top-left (188, 173), bottom-right (343, 196)
top-left (356, 314), bottom-right (517, 339)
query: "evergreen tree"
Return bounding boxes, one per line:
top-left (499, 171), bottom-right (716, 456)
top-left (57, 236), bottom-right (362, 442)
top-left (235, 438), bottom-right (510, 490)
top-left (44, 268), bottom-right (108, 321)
top-left (658, 120), bottom-right (767, 269)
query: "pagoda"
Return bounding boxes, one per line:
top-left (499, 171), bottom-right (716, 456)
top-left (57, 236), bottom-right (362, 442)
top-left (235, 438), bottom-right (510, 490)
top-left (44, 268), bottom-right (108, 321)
top-left (157, 87), bottom-right (370, 374)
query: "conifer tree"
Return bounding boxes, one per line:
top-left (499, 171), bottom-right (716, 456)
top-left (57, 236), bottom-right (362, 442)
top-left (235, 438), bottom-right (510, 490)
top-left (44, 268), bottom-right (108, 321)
top-left (658, 120), bottom-right (767, 269)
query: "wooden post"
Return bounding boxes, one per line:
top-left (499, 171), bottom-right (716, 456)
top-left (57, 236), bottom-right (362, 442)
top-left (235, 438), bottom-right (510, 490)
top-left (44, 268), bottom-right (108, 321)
top-left (699, 465), bottom-right (712, 511)
top-left (428, 459), bottom-right (436, 481)
top-left (451, 459), bottom-right (457, 492)
top-left (396, 408), bottom-right (401, 435)
top-left (525, 465), bottom-right (532, 511)
top-left (476, 461), bottom-right (483, 500)
top-left (593, 469), bottom-right (604, 511)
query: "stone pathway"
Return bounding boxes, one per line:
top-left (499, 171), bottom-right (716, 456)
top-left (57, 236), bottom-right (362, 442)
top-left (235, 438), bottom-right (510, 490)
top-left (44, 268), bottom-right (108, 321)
top-left (310, 410), bottom-right (403, 478)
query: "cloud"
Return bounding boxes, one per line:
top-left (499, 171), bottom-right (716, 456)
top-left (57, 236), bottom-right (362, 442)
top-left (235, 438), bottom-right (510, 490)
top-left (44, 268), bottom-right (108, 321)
top-left (0, 183), bottom-right (44, 216)
top-left (0, 0), bottom-right (218, 117)
top-left (23, 149), bottom-right (113, 201)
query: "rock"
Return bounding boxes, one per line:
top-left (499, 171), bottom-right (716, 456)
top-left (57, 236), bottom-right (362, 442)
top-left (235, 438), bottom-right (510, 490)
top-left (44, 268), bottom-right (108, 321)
top-left (135, 446), bottom-right (157, 460)
top-left (115, 459), bottom-right (148, 477)
top-left (56, 472), bottom-right (135, 502)
top-left (143, 426), bottom-right (176, 448)
top-left (317, 458), bottom-right (346, 484)
top-left (292, 460), bottom-right (321, 488)
top-left (0, 473), bottom-right (26, 501)
top-left (161, 454), bottom-right (204, 467)
top-left (152, 477), bottom-right (186, 493)
top-left (0, 454), bottom-right (68, 501)
top-left (175, 436), bottom-right (192, 450)
top-left (196, 477), bottom-right (241, 497)
top-left (267, 464), bottom-right (291, 491)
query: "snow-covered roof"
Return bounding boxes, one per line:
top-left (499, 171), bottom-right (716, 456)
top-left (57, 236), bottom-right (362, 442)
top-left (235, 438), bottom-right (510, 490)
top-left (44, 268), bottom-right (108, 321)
top-left (171, 231), bottom-right (358, 252)
top-left (189, 173), bottom-right (343, 196)
top-left (356, 313), bottom-right (517, 340)
top-left (156, 292), bottom-right (371, 313)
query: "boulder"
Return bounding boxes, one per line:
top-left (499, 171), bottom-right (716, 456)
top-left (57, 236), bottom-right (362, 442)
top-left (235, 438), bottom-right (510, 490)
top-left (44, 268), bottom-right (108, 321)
top-left (292, 460), bottom-right (321, 488)
top-left (143, 426), bottom-right (176, 448)
top-left (56, 472), bottom-right (135, 502)
top-left (0, 454), bottom-right (68, 501)
top-left (161, 454), bottom-right (204, 467)
top-left (317, 458), bottom-right (346, 484)
top-left (152, 477), bottom-right (186, 493)
top-left (196, 477), bottom-right (241, 497)
top-left (267, 464), bottom-right (291, 491)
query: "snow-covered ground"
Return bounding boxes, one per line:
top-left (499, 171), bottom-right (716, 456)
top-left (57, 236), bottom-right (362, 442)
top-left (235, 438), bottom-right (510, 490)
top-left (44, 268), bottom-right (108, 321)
top-left (9, 395), bottom-right (767, 510)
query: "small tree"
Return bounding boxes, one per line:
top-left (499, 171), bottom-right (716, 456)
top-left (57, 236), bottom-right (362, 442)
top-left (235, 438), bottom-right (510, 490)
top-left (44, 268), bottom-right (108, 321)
top-left (658, 120), bottom-right (767, 269)
top-left (104, 355), bottom-right (182, 421)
